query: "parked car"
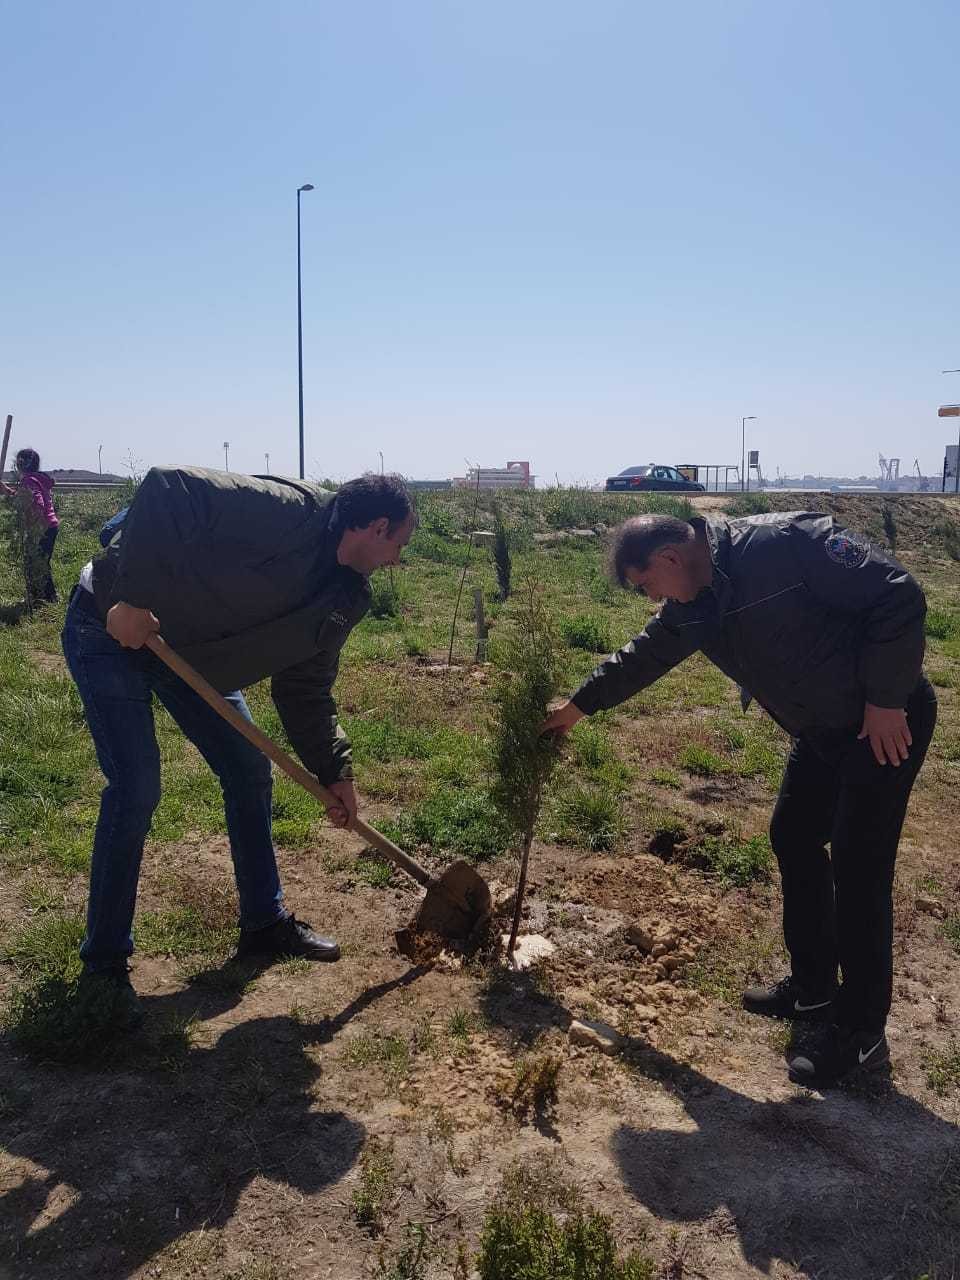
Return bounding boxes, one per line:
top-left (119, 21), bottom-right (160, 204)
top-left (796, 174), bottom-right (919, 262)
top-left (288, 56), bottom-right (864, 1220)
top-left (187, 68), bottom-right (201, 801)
top-left (605, 464), bottom-right (705, 493)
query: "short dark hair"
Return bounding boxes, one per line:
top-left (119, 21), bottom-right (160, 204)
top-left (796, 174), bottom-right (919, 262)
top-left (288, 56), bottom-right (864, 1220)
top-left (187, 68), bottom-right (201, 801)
top-left (15, 448), bottom-right (40, 474)
top-left (608, 514), bottom-right (694, 587)
top-left (333, 472), bottom-right (414, 533)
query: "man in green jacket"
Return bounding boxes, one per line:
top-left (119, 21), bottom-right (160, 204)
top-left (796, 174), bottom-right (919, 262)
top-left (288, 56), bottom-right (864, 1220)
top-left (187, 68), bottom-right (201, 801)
top-left (62, 467), bottom-right (415, 1027)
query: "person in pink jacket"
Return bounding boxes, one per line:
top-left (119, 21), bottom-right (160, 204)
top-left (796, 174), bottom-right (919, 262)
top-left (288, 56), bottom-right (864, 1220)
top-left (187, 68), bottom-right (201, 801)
top-left (1, 447), bottom-right (61, 602)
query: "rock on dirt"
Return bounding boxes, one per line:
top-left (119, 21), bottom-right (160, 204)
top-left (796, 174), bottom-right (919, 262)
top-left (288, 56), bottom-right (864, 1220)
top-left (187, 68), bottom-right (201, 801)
top-left (916, 893), bottom-right (947, 919)
top-left (568, 1019), bottom-right (623, 1054)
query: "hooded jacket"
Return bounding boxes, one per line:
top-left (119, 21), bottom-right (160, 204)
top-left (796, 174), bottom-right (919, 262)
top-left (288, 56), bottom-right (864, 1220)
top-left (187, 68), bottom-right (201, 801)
top-left (572, 512), bottom-right (926, 736)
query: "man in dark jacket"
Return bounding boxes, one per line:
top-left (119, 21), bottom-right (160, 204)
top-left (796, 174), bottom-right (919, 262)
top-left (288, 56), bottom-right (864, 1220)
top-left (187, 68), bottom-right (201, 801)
top-left (542, 511), bottom-right (937, 1086)
top-left (62, 467), bottom-right (415, 1027)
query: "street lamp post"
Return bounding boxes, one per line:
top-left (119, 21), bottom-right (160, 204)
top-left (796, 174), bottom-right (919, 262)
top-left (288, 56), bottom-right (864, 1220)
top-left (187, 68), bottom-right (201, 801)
top-left (741, 416), bottom-right (756, 492)
top-left (223, 441), bottom-right (230, 472)
top-left (297, 183), bottom-right (315, 480)
top-left (97, 444), bottom-right (103, 476)
top-left (265, 452), bottom-right (270, 474)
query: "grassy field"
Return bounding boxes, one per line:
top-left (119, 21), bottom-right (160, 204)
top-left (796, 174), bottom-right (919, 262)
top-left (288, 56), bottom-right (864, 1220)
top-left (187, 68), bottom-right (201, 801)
top-left (0, 485), bottom-right (959, 1280)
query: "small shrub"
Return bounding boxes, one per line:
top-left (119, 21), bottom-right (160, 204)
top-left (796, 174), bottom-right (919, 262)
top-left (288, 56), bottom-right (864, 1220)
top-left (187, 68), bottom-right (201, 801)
top-left (352, 856), bottom-right (395, 889)
top-left (353, 1137), bottom-right (396, 1233)
top-left (477, 1205), bottom-right (654, 1280)
top-left (508, 1048), bottom-right (562, 1121)
top-left (922, 1041), bottom-right (960, 1095)
top-left (553, 782), bottom-right (626, 851)
top-left (925, 608), bottom-right (959, 641)
top-left (376, 1223), bottom-right (430, 1280)
top-left (408, 528), bottom-right (469, 566)
top-left (447, 1007), bottom-right (484, 1046)
top-left (492, 508), bottom-right (512, 602)
top-left (3, 913), bottom-right (85, 981)
top-left (498, 1152), bottom-right (582, 1214)
top-left (931, 517), bottom-right (960, 561)
top-left (3, 975), bottom-right (165, 1064)
top-left (726, 493), bottom-right (771, 516)
top-left (569, 722), bottom-right (614, 771)
top-left (690, 833), bottom-right (773, 887)
top-left (882, 505), bottom-right (898, 553)
top-left (649, 766), bottom-right (682, 788)
top-left (395, 785), bottom-right (512, 862)
top-left (368, 571), bottom-right (405, 619)
top-left (560, 613), bottom-right (611, 653)
top-left (678, 744), bottom-right (731, 777)
top-left (346, 1032), bottom-right (411, 1079)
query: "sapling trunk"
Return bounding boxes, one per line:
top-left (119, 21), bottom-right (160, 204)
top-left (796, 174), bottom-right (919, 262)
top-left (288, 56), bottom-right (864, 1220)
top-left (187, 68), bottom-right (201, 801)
top-left (507, 830), bottom-right (534, 956)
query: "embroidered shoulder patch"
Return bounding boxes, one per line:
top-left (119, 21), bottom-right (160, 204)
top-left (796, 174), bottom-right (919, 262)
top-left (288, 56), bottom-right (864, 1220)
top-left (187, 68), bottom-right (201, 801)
top-left (825, 531), bottom-right (869, 569)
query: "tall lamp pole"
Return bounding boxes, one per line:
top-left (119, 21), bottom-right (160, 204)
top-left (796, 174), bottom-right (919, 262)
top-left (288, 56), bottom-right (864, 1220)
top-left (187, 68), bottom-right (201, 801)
top-left (98, 444), bottom-right (103, 475)
top-left (297, 183), bottom-right (315, 480)
top-left (741, 416), bottom-right (756, 492)
top-left (223, 441), bottom-right (230, 472)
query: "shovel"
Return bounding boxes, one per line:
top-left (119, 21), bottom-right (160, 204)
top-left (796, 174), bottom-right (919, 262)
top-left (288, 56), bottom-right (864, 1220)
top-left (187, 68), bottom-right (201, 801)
top-left (145, 635), bottom-right (493, 952)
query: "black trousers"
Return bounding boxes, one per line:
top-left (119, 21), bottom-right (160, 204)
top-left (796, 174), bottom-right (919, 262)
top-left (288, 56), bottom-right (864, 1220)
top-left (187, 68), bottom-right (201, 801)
top-left (769, 677), bottom-right (937, 1035)
top-left (31, 525), bottom-right (59, 603)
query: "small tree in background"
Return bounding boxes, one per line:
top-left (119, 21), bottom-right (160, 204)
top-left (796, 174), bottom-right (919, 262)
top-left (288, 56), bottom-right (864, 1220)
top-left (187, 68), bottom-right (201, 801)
top-left (489, 585), bottom-right (563, 958)
top-left (492, 506), bottom-right (512, 603)
top-left (882, 504), bottom-right (898, 555)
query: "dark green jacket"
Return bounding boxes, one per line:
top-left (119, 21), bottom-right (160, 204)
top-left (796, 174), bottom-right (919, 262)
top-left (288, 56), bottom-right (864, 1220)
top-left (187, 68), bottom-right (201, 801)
top-left (573, 513), bottom-right (926, 736)
top-left (92, 466), bottom-right (370, 784)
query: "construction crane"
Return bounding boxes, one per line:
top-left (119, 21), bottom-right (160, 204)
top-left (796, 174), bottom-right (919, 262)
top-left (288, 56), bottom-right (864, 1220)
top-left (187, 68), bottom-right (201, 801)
top-left (878, 455), bottom-right (900, 489)
top-left (914, 459), bottom-right (930, 492)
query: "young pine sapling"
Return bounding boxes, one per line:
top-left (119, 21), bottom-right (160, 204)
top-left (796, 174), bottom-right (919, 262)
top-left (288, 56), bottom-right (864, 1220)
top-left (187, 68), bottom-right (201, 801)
top-left (489, 586), bottom-right (563, 959)
top-left (492, 506), bottom-right (512, 603)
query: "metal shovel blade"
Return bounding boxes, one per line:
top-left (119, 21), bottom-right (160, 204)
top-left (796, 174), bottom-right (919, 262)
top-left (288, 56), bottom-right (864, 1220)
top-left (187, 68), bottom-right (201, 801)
top-left (395, 860), bottom-right (493, 959)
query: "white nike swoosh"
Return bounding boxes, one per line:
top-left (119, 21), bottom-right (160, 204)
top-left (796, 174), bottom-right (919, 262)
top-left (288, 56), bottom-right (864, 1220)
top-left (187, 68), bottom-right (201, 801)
top-left (794, 998), bottom-right (831, 1011)
top-left (858, 1039), bottom-right (884, 1065)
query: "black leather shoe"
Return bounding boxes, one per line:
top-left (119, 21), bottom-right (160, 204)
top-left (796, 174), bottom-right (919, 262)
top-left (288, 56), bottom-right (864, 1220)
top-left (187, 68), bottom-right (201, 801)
top-left (237, 914), bottom-right (340, 962)
top-left (742, 975), bottom-right (834, 1022)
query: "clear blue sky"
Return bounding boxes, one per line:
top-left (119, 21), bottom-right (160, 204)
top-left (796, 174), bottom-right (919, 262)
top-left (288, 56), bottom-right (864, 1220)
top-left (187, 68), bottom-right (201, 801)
top-left (3, 1), bottom-right (959, 483)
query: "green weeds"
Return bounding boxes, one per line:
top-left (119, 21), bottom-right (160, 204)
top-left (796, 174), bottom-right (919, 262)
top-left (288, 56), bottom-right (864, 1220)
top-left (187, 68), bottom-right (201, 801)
top-left (560, 613), bottom-right (611, 653)
top-left (477, 1205), bottom-right (654, 1280)
top-left (353, 1137), bottom-right (396, 1233)
top-left (551, 781), bottom-right (627, 851)
top-left (922, 1041), bottom-right (960, 1096)
top-left (677, 744), bottom-right (731, 777)
top-left (926, 608), bottom-right (959, 641)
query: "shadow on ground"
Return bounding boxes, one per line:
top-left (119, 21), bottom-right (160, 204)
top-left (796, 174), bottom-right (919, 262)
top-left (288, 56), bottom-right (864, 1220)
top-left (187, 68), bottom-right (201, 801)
top-left (481, 965), bottom-right (960, 1280)
top-left (0, 958), bottom-right (430, 1279)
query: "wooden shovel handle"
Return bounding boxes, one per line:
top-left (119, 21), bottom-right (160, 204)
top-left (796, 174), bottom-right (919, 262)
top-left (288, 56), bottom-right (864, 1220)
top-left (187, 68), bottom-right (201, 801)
top-left (0, 415), bottom-right (12, 482)
top-left (144, 633), bottom-right (434, 890)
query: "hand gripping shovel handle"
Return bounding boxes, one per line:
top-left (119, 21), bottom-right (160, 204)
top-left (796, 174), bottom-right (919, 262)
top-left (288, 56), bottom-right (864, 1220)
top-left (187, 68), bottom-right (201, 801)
top-left (145, 634), bottom-right (434, 890)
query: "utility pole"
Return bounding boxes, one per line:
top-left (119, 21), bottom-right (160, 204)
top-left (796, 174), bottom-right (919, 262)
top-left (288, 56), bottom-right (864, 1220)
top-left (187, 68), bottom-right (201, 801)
top-left (297, 183), bottom-right (314, 479)
top-left (223, 441), bottom-right (230, 472)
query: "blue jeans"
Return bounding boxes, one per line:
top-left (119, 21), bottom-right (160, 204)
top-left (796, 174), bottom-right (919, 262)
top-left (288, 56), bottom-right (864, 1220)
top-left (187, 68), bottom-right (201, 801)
top-left (62, 590), bottom-right (287, 971)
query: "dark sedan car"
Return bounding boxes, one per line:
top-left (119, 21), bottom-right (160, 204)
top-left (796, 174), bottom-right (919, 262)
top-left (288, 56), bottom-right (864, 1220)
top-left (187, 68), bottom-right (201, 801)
top-left (605, 464), bottom-right (705, 493)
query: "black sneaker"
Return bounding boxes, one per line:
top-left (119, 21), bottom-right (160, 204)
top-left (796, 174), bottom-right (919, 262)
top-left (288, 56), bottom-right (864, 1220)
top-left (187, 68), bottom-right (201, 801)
top-left (788, 1024), bottom-right (890, 1087)
top-left (236, 914), bottom-right (340, 963)
top-left (742, 975), bottom-right (834, 1022)
top-left (78, 964), bottom-right (144, 1031)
